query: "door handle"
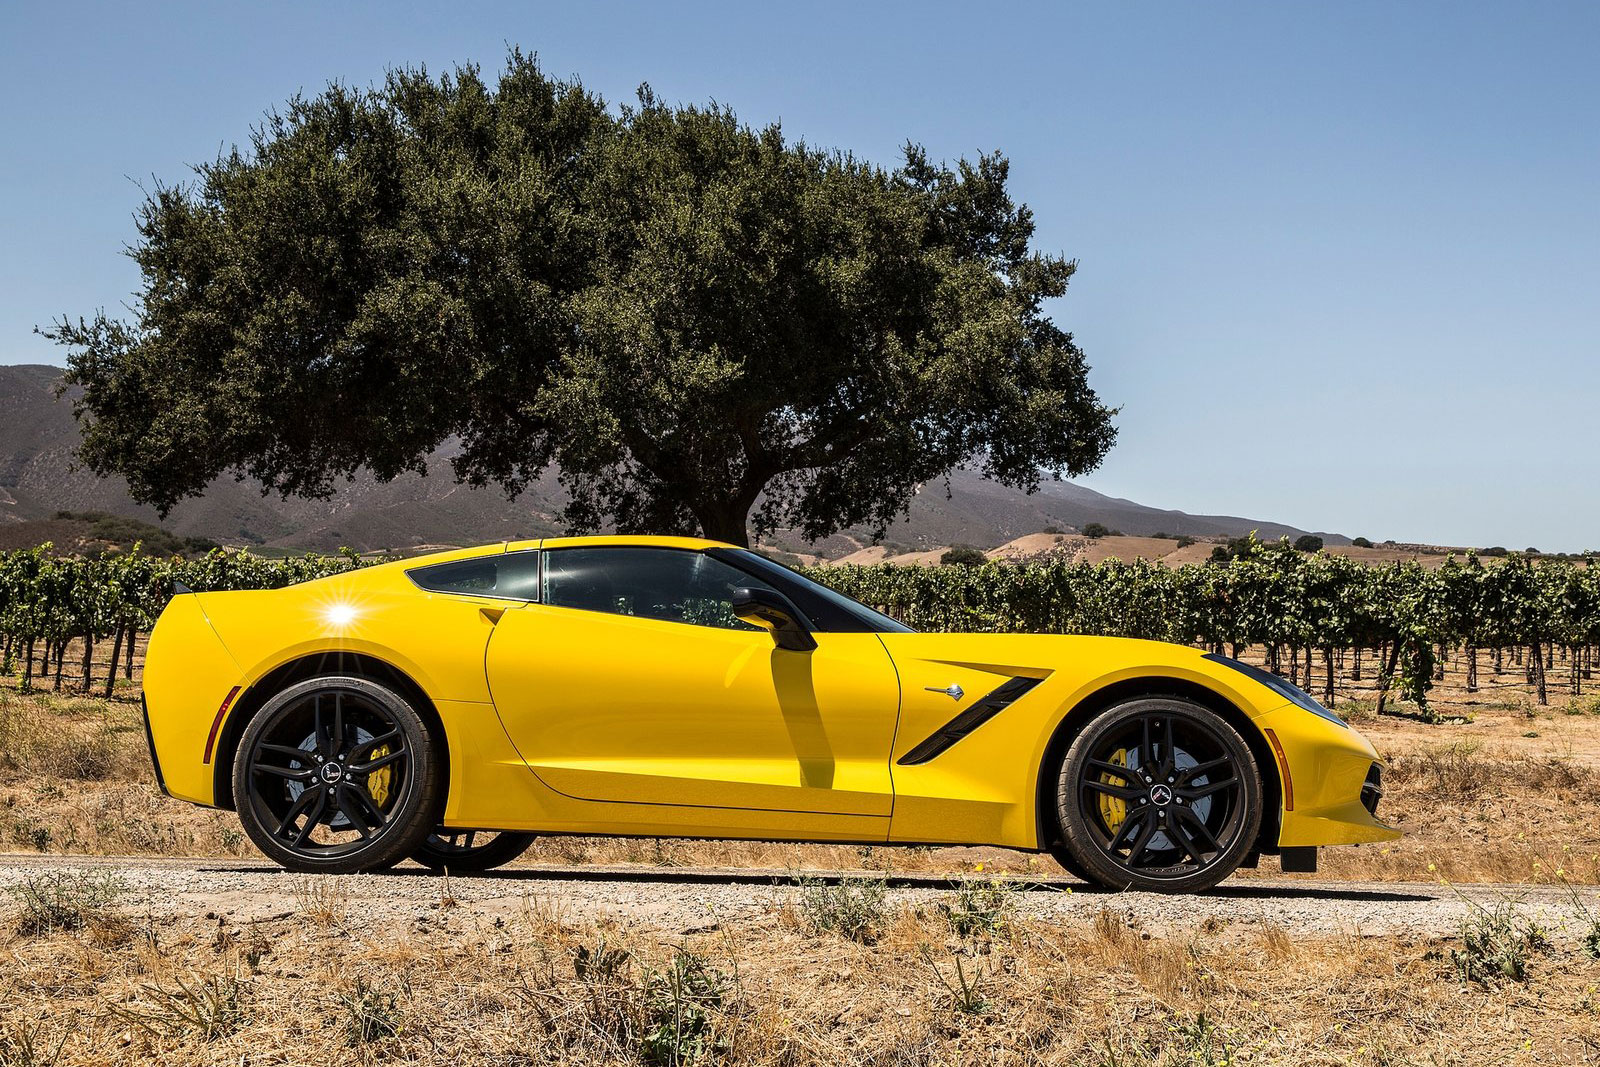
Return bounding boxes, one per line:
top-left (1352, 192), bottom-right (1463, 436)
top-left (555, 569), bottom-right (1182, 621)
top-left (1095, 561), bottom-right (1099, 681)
top-left (924, 684), bottom-right (965, 701)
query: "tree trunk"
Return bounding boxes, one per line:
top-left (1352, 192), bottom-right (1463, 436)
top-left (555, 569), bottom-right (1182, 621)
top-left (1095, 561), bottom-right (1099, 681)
top-left (124, 629), bottom-right (138, 679)
top-left (1466, 644), bottom-right (1478, 693)
top-left (52, 642), bottom-right (65, 691)
top-left (1351, 645), bottom-right (1362, 681)
top-left (0, 633), bottom-right (11, 676)
top-left (1572, 645), bottom-right (1581, 696)
top-left (1494, 646), bottom-right (1503, 675)
top-left (1434, 643), bottom-right (1446, 682)
top-left (1532, 642), bottom-right (1547, 706)
top-left (80, 634), bottom-right (95, 693)
top-left (1289, 646), bottom-right (1299, 687)
top-left (1376, 640), bottom-right (1403, 716)
top-left (1514, 645), bottom-right (1523, 667)
top-left (104, 626), bottom-right (125, 699)
top-left (1230, 642), bottom-right (1241, 660)
top-left (1323, 647), bottom-right (1335, 705)
top-left (21, 638), bottom-right (34, 692)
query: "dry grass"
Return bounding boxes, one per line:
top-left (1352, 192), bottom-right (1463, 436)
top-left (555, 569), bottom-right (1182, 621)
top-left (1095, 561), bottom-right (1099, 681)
top-left (3, 882), bottom-right (1599, 1065)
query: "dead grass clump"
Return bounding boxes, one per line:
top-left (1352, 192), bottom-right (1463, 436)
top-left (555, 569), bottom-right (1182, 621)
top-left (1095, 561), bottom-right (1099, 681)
top-left (936, 874), bottom-right (1016, 941)
top-left (1389, 743), bottom-right (1592, 801)
top-left (6, 869), bottom-right (125, 937)
top-left (288, 876), bottom-right (348, 927)
top-left (109, 968), bottom-right (249, 1041)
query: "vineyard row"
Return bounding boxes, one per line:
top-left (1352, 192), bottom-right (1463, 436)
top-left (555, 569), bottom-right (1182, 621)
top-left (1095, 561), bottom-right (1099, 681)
top-left (2, 541), bottom-right (1597, 715)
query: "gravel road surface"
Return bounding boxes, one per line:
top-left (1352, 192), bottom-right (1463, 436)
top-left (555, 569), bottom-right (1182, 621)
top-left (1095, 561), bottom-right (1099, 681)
top-left (4, 853), bottom-right (1597, 942)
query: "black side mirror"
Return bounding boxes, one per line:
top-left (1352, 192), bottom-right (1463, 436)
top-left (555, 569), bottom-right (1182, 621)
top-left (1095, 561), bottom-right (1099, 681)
top-left (730, 587), bottom-right (817, 652)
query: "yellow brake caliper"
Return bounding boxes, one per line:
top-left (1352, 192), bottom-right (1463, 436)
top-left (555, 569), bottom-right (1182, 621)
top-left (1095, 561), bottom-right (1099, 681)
top-left (1098, 748), bottom-right (1129, 833)
top-left (365, 745), bottom-right (392, 807)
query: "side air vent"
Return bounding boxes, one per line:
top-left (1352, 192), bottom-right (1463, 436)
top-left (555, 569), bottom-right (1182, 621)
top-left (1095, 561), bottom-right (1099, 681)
top-left (897, 676), bottom-right (1043, 766)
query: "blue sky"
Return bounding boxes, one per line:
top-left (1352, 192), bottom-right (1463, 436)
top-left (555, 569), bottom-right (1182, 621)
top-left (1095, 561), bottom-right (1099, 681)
top-left (2, 2), bottom-right (1596, 549)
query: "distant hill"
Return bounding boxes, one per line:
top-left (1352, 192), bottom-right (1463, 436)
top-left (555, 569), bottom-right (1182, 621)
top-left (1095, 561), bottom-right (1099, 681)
top-left (0, 364), bottom-right (1347, 556)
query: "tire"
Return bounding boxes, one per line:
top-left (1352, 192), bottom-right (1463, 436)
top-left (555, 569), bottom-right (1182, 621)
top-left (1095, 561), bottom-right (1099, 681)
top-left (1055, 696), bottom-right (1262, 894)
top-left (233, 675), bottom-right (444, 874)
top-left (411, 829), bottom-right (537, 872)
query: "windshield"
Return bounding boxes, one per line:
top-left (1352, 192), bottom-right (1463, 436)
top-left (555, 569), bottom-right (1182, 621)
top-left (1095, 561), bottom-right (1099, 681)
top-left (712, 549), bottom-right (916, 634)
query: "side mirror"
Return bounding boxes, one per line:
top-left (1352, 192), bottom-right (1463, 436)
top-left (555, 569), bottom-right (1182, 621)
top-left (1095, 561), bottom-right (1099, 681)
top-left (730, 587), bottom-right (817, 652)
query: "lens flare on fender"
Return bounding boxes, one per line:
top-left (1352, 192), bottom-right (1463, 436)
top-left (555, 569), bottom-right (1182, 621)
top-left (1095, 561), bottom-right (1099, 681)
top-left (142, 535), bottom-right (1398, 889)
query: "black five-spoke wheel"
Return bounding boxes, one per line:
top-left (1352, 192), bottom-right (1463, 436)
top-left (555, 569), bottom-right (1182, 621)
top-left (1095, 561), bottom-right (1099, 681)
top-left (234, 675), bottom-right (443, 873)
top-left (1055, 697), bottom-right (1262, 893)
top-left (411, 828), bottom-right (537, 872)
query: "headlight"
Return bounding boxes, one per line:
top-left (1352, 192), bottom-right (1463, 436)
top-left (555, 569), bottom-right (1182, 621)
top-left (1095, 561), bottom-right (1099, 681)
top-left (1202, 652), bottom-right (1347, 727)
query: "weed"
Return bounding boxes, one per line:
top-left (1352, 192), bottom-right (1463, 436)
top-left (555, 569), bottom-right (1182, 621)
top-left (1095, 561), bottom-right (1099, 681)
top-left (110, 969), bottom-right (247, 1040)
top-left (7, 869), bottom-right (124, 936)
top-left (1449, 898), bottom-right (1549, 985)
top-left (919, 945), bottom-right (992, 1015)
top-left (1171, 1012), bottom-right (1236, 1067)
top-left (641, 949), bottom-right (730, 1066)
top-left (0, 1019), bottom-right (68, 1067)
top-left (937, 875), bottom-right (1015, 940)
top-left (340, 976), bottom-right (403, 1046)
top-left (795, 876), bottom-right (887, 943)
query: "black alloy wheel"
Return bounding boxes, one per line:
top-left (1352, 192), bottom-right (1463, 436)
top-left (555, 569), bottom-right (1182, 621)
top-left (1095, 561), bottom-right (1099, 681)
top-left (1054, 697), bottom-right (1262, 893)
top-left (233, 675), bottom-right (443, 873)
top-left (411, 829), bottom-right (538, 872)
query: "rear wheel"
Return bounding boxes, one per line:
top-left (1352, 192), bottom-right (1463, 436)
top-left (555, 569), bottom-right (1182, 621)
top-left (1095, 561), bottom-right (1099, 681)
top-left (1055, 697), bottom-right (1262, 893)
top-left (411, 829), bottom-right (536, 872)
top-left (233, 675), bottom-right (443, 873)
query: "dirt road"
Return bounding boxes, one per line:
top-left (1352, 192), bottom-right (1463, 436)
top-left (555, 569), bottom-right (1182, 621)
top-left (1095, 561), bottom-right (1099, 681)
top-left (4, 853), bottom-right (1596, 940)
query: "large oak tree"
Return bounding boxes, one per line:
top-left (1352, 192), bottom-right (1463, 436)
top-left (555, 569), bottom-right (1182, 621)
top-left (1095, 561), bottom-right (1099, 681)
top-left (51, 52), bottom-right (1116, 547)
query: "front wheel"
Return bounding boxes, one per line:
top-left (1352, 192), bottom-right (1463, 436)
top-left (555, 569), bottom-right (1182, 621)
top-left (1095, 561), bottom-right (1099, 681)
top-left (233, 675), bottom-right (444, 873)
top-left (411, 829), bottom-right (537, 872)
top-left (1055, 697), bottom-right (1262, 894)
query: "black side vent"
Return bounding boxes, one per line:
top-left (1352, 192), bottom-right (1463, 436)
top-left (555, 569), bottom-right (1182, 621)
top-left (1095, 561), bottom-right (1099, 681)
top-left (1361, 762), bottom-right (1383, 816)
top-left (897, 676), bottom-right (1043, 766)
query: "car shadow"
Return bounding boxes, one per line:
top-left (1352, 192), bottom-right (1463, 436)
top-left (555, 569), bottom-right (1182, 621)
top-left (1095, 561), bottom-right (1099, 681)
top-left (198, 863), bottom-right (1435, 902)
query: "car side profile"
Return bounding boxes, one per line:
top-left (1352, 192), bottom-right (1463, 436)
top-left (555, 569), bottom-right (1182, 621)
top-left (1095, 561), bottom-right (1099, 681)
top-left (142, 535), bottom-right (1398, 892)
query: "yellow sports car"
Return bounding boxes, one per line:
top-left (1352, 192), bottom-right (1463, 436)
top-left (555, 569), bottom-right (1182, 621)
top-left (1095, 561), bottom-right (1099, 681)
top-left (142, 536), bottom-right (1397, 892)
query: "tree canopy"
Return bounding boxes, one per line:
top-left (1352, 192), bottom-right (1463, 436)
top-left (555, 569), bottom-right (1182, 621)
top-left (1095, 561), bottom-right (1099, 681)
top-left (50, 51), bottom-right (1116, 546)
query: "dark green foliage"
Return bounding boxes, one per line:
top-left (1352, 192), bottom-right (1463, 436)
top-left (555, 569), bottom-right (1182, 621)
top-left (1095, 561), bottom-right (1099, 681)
top-left (1484, 546), bottom-right (1509, 557)
top-left (1082, 523), bottom-right (1109, 539)
top-left (48, 52), bottom-right (1115, 548)
top-left (50, 510), bottom-right (217, 557)
top-left (1176, 535), bottom-right (1196, 548)
top-left (1294, 535), bottom-right (1324, 552)
top-left (1352, 536), bottom-right (1373, 548)
top-left (940, 545), bottom-right (987, 566)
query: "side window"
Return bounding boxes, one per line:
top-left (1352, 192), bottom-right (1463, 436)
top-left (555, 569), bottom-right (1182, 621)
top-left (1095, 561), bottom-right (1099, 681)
top-left (542, 547), bottom-right (776, 630)
top-left (408, 551), bottom-right (541, 601)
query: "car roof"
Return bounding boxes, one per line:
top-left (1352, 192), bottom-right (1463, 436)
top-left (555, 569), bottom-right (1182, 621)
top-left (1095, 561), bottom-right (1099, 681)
top-left (506, 534), bottom-right (738, 553)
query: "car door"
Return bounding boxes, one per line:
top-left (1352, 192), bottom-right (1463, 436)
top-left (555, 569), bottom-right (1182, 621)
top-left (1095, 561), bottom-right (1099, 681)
top-left (483, 545), bottom-right (902, 817)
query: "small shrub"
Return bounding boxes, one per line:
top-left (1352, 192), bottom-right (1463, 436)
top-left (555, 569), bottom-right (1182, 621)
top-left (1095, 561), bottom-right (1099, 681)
top-left (341, 976), bottom-right (403, 1046)
top-left (1175, 535), bottom-right (1196, 548)
top-left (1450, 900), bottom-right (1548, 985)
top-left (796, 876), bottom-right (887, 943)
top-left (8, 869), bottom-right (124, 936)
top-left (1352, 536), bottom-right (1373, 548)
top-left (1082, 523), bottom-right (1109, 539)
top-left (1294, 535), bottom-right (1324, 552)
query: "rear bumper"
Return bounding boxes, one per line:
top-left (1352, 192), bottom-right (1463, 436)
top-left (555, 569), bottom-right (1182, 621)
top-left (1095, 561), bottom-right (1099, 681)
top-left (141, 695), bottom-right (169, 798)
